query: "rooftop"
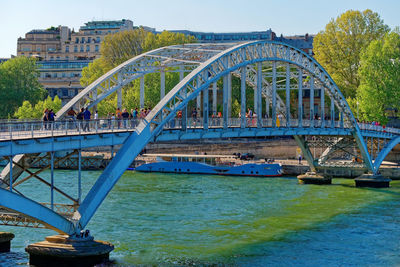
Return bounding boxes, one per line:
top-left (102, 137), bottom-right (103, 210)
top-left (27, 29), bottom-right (59, 34)
top-left (80, 19), bottom-right (133, 30)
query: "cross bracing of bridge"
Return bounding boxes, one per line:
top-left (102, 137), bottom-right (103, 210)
top-left (0, 41), bottom-right (399, 236)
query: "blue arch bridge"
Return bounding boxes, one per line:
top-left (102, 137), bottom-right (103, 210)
top-left (0, 41), bottom-right (399, 237)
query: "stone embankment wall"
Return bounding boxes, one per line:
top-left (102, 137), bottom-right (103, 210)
top-left (146, 137), bottom-right (299, 159)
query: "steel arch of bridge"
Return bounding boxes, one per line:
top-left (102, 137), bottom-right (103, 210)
top-left (73, 41), bottom-right (375, 232)
top-left (1, 40), bottom-right (389, 235)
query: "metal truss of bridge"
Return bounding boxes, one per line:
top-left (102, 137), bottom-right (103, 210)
top-left (0, 41), bottom-right (399, 236)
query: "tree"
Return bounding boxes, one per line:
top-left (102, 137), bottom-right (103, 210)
top-left (357, 31), bottom-right (400, 124)
top-left (14, 96), bottom-right (62, 119)
top-left (313, 9), bottom-right (390, 98)
top-left (14, 101), bottom-right (34, 119)
top-left (0, 57), bottom-right (46, 118)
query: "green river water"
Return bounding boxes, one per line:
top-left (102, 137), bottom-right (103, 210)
top-left (1, 170), bottom-right (400, 266)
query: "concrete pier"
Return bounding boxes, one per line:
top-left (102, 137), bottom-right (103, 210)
top-left (297, 172), bottom-right (332, 185)
top-left (25, 234), bottom-right (114, 267)
top-left (355, 173), bottom-right (391, 188)
top-left (0, 232), bottom-right (14, 252)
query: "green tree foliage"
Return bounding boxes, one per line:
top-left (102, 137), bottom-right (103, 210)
top-left (313, 9), bottom-right (389, 98)
top-left (13, 101), bottom-right (34, 119)
top-left (14, 96), bottom-right (62, 119)
top-left (0, 57), bottom-right (46, 118)
top-left (81, 28), bottom-right (196, 116)
top-left (357, 31), bottom-right (400, 124)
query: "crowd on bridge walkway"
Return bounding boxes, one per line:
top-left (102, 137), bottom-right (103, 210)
top-left (42, 106), bottom-right (153, 131)
top-left (37, 104), bottom-right (397, 134)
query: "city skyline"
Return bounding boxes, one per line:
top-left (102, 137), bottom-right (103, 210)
top-left (1, 0), bottom-right (399, 58)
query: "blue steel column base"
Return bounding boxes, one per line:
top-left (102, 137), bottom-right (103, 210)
top-left (297, 172), bottom-right (332, 185)
top-left (25, 234), bottom-right (114, 267)
top-left (354, 173), bottom-right (391, 188)
top-left (0, 232), bottom-right (14, 252)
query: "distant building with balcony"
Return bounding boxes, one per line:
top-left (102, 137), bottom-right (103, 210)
top-left (37, 60), bottom-right (91, 103)
top-left (17, 19), bottom-right (134, 105)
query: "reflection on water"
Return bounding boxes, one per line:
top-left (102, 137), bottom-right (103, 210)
top-left (1, 170), bottom-right (400, 266)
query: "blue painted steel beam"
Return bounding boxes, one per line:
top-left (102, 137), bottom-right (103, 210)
top-left (293, 135), bottom-right (317, 171)
top-left (75, 123), bottom-right (152, 229)
top-left (0, 188), bottom-right (75, 234)
top-left (373, 136), bottom-right (400, 170)
top-left (0, 133), bottom-right (130, 157)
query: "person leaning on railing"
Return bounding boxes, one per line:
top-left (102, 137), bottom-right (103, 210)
top-left (76, 108), bottom-right (84, 131)
top-left (67, 108), bottom-right (77, 129)
top-left (83, 108), bottom-right (91, 132)
top-left (122, 108), bottom-right (130, 128)
top-left (42, 108), bottom-right (49, 130)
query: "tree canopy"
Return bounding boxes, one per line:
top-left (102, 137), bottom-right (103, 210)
top-left (0, 57), bottom-right (46, 118)
top-left (313, 9), bottom-right (390, 98)
top-left (357, 31), bottom-right (400, 124)
top-left (80, 28), bottom-right (196, 116)
top-left (14, 96), bottom-right (62, 119)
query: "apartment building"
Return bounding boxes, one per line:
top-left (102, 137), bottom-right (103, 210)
top-left (17, 19), bottom-right (134, 104)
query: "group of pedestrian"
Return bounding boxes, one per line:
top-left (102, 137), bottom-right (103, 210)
top-left (106, 107), bottom-right (151, 129)
top-left (42, 108), bottom-right (56, 129)
top-left (42, 106), bottom-right (152, 132)
top-left (66, 107), bottom-right (93, 131)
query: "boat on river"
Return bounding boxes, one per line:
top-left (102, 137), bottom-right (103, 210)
top-left (134, 153), bottom-right (282, 177)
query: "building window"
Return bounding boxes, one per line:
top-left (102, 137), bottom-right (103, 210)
top-left (36, 47), bottom-right (41, 52)
top-left (81, 37), bottom-right (85, 43)
top-left (65, 46), bottom-right (69, 52)
top-left (74, 46), bottom-right (78, 52)
top-left (86, 45), bottom-right (90, 52)
top-left (66, 56), bottom-right (69, 60)
top-left (75, 37), bottom-right (79, 43)
top-left (56, 56), bottom-right (60, 60)
top-left (95, 45), bottom-right (99, 52)
top-left (80, 46), bottom-right (84, 52)
top-left (50, 56), bottom-right (54, 60)
top-left (62, 89), bottom-right (68, 97)
top-left (96, 37), bottom-right (100, 43)
top-left (88, 37), bottom-right (92, 43)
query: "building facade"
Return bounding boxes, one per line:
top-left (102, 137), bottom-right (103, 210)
top-left (17, 19), bottom-right (134, 104)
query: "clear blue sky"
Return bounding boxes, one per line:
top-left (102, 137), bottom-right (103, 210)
top-left (1, 0), bottom-right (399, 58)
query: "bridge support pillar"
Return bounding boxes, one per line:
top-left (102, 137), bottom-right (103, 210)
top-left (297, 172), bottom-right (332, 185)
top-left (354, 173), bottom-right (391, 188)
top-left (0, 232), bottom-right (14, 252)
top-left (25, 234), bottom-right (114, 267)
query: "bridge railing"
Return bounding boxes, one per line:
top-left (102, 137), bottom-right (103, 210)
top-left (357, 122), bottom-right (400, 135)
top-left (0, 119), bottom-right (142, 140)
top-left (0, 118), bottom-right (398, 140)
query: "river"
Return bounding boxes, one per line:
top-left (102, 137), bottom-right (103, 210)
top-left (0, 170), bottom-right (400, 266)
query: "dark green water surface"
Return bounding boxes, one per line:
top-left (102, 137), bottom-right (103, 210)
top-left (1, 170), bottom-right (400, 266)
